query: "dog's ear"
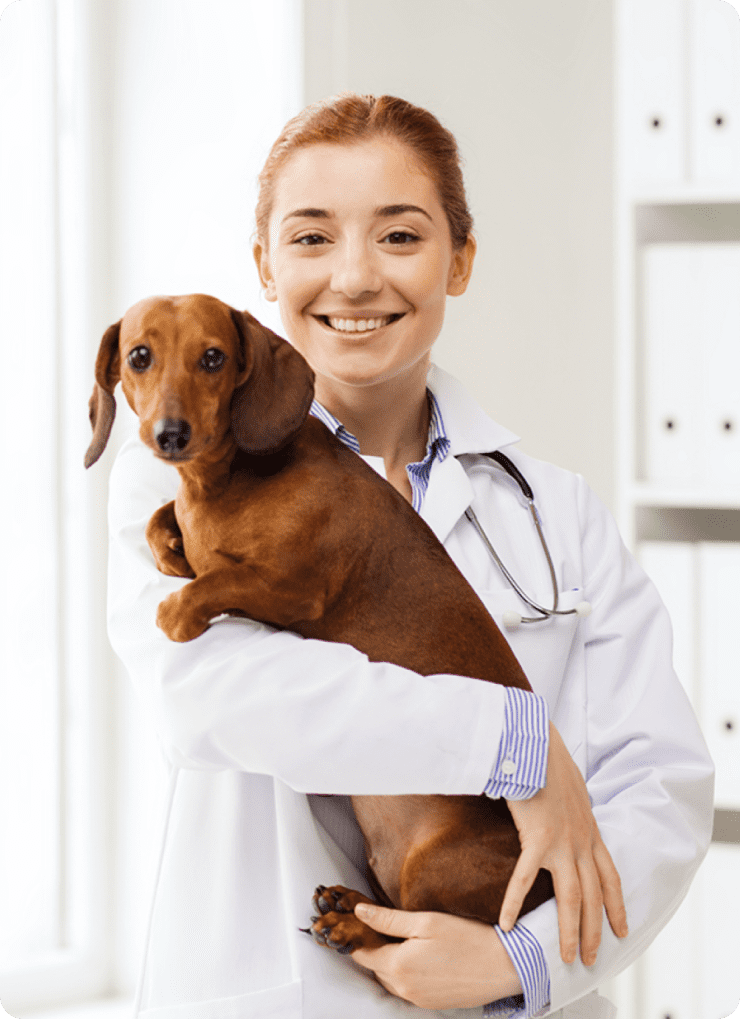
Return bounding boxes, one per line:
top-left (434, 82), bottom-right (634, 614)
top-left (84, 320), bottom-right (121, 468)
top-left (229, 309), bottom-right (315, 454)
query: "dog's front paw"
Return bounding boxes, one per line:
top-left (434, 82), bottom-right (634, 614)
top-left (156, 593), bottom-right (209, 643)
top-left (152, 540), bottom-right (196, 579)
top-left (302, 885), bottom-right (394, 953)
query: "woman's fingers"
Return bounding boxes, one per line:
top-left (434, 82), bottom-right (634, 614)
top-left (497, 850), bottom-right (541, 932)
top-left (574, 855), bottom-right (604, 965)
top-left (593, 835), bottom-right (629, 939)
top-left (502, 723), bottom-right (629, 966)
top-left (550, 860), bottom-right (582, 965)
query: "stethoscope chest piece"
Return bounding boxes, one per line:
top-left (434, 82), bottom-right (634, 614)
top-left (501, 601), bottom-right (592, 630)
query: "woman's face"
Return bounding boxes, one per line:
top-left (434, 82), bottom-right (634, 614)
top-left (254, 138), bottom-right (475, 394)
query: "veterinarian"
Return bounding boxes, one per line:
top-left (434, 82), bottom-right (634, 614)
top-left (107, 94), bottom-right (714, 1018)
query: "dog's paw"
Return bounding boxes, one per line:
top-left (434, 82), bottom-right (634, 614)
top-left (301, 885), bottom-right (393, 953)
top-left (154, 541), bottom-right (196, 579)
top-left (156, 594), bottom-right (209, 643)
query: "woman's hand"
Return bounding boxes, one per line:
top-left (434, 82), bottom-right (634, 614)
top-left (351, 903), bottom-right (522, 1010)
top-left (499, 722), bottom-right (629, 966)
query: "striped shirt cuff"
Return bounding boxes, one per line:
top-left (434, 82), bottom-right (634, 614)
top-left (484, 687), bottom-right (549, 800)
top-left (483, 923), bottom-right (551, 1018)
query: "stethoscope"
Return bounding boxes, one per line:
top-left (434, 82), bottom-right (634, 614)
top-left (465, 451), bottom-right (592, 629)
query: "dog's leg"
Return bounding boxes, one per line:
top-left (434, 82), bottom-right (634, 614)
top-left (156, 567), bottom-right (326, 642)
top-left (146, 502), bottom-right (196, 578)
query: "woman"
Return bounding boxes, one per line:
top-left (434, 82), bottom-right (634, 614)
top-left (108, 94), bottom-right (714, 1018)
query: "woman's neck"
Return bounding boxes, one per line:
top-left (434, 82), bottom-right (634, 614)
top-left (314, 368), bottom-right (431, 503)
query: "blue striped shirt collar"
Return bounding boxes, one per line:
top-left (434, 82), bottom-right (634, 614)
top-left (309, 390), bottom-right (451, 513)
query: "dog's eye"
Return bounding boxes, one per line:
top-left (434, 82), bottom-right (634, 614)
top-left (128, 346), bottom-right (151, 371)
top-left (200, 348), bottom-right (226, 372)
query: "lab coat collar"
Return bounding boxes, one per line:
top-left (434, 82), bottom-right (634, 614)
top-left (421, 366), bottom-right (520, 543)
top-left (426, 364), bottom-right (520, 456)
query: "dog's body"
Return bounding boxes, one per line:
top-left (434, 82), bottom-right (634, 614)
top-left (87, 294), bottom-right (553, 953)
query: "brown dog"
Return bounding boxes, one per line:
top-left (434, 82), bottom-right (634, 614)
top-left (86, 293), bottom-right (553, 953)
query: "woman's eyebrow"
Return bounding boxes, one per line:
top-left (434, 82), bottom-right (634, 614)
top-left (283, 204), bottom-right (433, 222)
top-left (285, 207), bottom-right (330, 221)
top-left (375, 204), bottom-right (432, 221)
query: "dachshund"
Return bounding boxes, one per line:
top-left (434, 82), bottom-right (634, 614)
top-left (86, 293), bottom-right (553, 955)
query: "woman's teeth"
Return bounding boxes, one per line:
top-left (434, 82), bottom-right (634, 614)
top-left (326, 315), bottom-right (396, 333)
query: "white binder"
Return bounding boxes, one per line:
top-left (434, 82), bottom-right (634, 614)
top-left (689, 0), bottom-right (740, 184)
top-left (638, 541), bottom-right (698, 708)
top-left (699, 541), bottom-right (740, 810)
top-left (698, 244), bottom-right (740, 487)
top-left (622, 0), bottom-right (687, 185)
top-left (697, 843), bottom-right (740, 1019)
top-left (643, 245), bottom-right (703, 485)
top-left (641, 844), bottom-right (740, 1019)
top-left (642, 871), bottom-right (701, 1019)
top-left (643, 242), bottom-right (740, 488)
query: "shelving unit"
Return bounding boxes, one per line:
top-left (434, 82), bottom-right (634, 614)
top-left (607, 2), bottom-right (740, 1017)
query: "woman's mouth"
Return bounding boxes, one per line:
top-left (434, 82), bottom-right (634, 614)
top-left (316, 313), bottom-right (405, 333)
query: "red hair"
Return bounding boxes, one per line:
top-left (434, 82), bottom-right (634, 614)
top-left (255, 93), bottom-right (473, 250)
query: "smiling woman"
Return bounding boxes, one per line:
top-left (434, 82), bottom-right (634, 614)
top-left (252, 122), bottom-right (476, 499)
top-left (104, 90), bottom-right (713, 1019)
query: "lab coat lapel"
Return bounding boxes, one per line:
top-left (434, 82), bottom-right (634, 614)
top-left (418, 454), bottom-right (474, 545)
top-left (421, 366), bottom-right (520, 545)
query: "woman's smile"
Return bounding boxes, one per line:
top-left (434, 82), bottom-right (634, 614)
top-left (314, 312), bottom-right (406, 334)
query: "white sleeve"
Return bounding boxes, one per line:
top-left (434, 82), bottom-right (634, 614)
top-left (518, 478), bottom-right (715, 1014)
top-left (107, 437), bottom-right (509, 795)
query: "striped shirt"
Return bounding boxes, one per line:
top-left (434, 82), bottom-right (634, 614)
top-left (309, 392), bottom-right (551, 1019)
top-left (310, 392), bottom-right (451, 514)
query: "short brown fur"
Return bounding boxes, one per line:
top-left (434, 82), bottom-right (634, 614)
top-left (86, 293), bottom-right (553, 953)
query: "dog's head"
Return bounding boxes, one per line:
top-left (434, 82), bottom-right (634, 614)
top-left (84, 294), bottom-right (315, 468)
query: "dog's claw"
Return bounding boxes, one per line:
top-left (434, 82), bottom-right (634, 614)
top-left (298, 926), bottom-right (312, 935)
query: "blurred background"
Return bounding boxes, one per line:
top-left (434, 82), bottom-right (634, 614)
top-left (0, 1), bottom-right (738, 1017)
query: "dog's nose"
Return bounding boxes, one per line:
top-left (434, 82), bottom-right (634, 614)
top-left (154, 418), bottom-right (192, 454)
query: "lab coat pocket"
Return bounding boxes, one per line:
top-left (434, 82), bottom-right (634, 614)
top-left (478, 587), bottom-right (585, 708)
top-left (139, 979), bottom-right (302, 1019)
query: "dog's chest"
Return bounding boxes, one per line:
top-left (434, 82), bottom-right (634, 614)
top-left (174, 471), bottom-right (318, 577)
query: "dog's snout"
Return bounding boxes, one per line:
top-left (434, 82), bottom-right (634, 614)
top-left (154, 418), bottom-right (192, 454)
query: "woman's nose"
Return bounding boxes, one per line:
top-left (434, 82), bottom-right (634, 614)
top-left (329, 242), bottom-right (382, 298)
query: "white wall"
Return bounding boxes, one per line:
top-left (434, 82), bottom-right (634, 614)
top-left (303, 0), bottom-right (616, 509)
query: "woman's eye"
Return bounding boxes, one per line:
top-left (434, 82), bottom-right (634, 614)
top-left (200, 348), bottom-right (226, 372)
top-left (127, 346), bottom-right (152, 371)
top-left (295, 234), bottom-right (328, 246)
top-left (383, 231), bottom-right (420, 245)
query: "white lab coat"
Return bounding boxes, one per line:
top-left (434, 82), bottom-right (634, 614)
top-left (107, 365), bottom-right (714, 1019)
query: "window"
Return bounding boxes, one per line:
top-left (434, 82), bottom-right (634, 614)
top-left (0, 0), bottom-right (112, 1010)
top-left (0, 0), bottom-right (301, 1011)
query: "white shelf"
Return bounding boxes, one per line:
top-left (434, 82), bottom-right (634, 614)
top-left (631, 484), bottom-right (740, 510)
top-left (631, 186), bottom-right (740, 204)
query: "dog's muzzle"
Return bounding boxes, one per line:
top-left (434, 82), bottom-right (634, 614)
top-left (154, 418), bottom-right (192, 455)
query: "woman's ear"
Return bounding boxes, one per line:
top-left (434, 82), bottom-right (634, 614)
top-left (447, 234), bottom-right (477, 297)
top-left (253, 241), bottom-right (277, 302)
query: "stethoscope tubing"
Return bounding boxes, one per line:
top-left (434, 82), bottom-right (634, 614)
top-left (468, 451), bottom-right (592, 626)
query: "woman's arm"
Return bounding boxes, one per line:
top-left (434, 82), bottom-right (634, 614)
top-left (108, 436), bottom-right (509, 794)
